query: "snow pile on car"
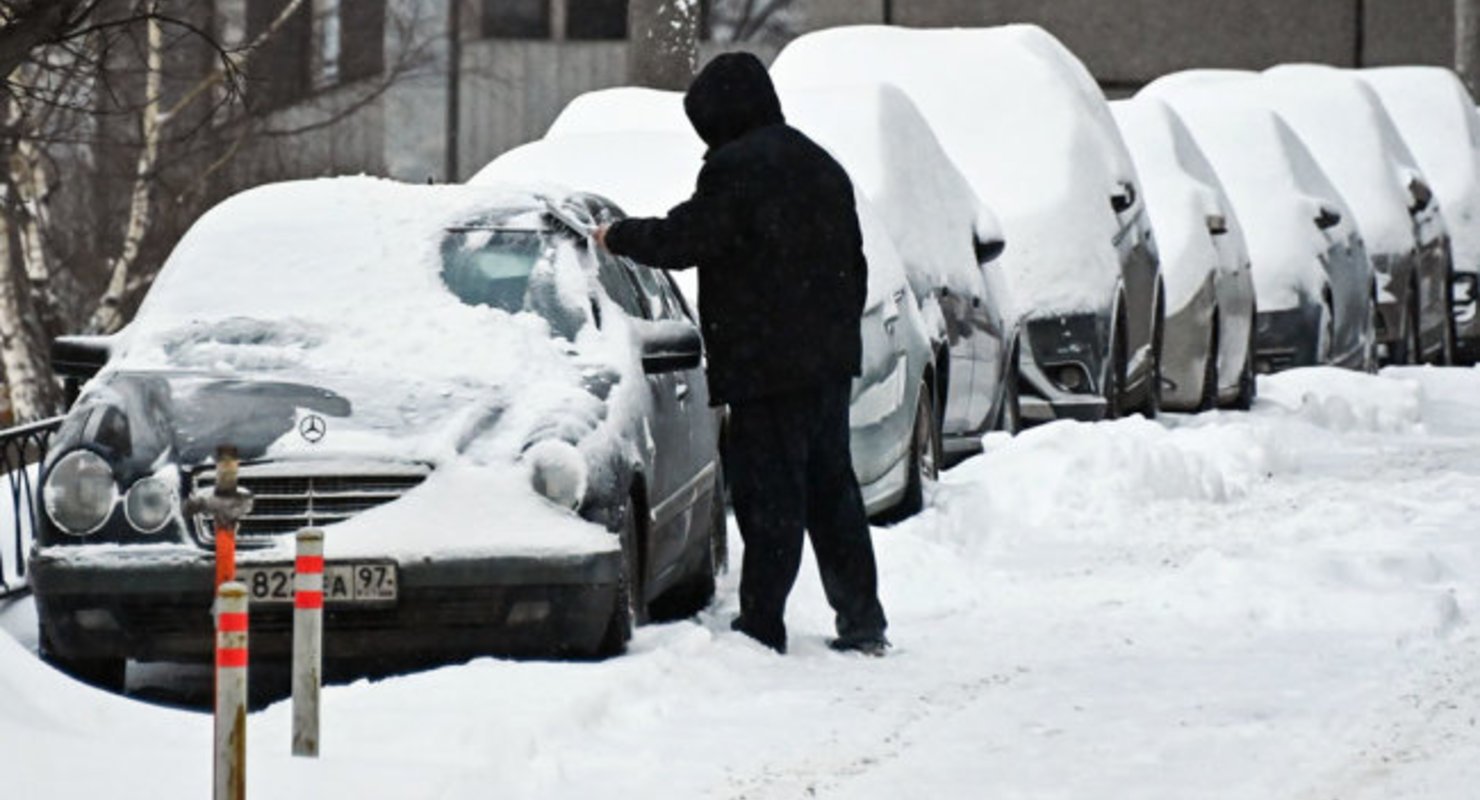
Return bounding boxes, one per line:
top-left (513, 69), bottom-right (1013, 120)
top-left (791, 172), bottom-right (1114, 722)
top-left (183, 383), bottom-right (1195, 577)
top-left (775, 81), bottom-right (1006, 304)
top-left (1253, 65), bottom-right (1424, 258)
top-left (546, 86), bottom-right (692, 139)
top-left (1361, 67), bottom-right (1480, 274)
top-left (1111, 97), bottom-right (1250, 312)
top-left (1143, 79), bottom-right (1358, 311)
top-left (771, 24), bottom-right (1135, 318)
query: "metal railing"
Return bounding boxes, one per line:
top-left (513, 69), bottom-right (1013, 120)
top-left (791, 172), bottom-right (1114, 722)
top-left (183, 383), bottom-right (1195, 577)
top-left (1, 417), bottom-right (64, 598)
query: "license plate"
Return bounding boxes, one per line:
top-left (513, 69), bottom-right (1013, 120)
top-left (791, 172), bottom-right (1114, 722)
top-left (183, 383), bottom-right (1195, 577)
top-left (239, 562), bottom-right (398, 605)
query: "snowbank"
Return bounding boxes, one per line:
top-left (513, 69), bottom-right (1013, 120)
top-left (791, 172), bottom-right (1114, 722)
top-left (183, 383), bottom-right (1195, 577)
top-left (1361, 67), bottom-right (1480, 274)
top-left (1111, 97), bottom-right (1250, 311)
top-left (772, 24), bottom-right (1134, 318)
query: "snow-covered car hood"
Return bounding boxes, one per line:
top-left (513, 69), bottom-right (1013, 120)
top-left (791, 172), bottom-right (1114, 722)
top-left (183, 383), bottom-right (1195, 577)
top-left (771, 24), bottom-right (1137, 318)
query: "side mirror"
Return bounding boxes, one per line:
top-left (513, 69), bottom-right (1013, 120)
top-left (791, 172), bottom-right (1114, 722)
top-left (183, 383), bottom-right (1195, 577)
top-left (52, 335), bottom-right (111, 381)
top-left (1408, 177), bottom-right (1434, 213)
top-left (974, 235), bottom-right (1006, 265)
top-left (1110, 182), bottom-right (1137, 214)
top-left (1205, 214), bottom-right (1229, 236)
top-left (640, 321), bottom-right (703, 374)
top-left (1314, 205), bottom-right (1343, 231)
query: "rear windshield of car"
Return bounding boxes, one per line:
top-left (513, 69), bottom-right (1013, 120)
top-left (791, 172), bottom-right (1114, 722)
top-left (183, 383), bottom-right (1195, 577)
top-left (440, 228), bottom-right (548, 313)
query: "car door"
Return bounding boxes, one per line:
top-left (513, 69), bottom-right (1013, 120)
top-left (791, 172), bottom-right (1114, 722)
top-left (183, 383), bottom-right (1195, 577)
top-left (618, 256), bottom-right (717, 591)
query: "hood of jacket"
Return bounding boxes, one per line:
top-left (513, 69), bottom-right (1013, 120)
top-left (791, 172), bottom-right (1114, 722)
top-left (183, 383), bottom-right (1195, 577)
top-left (684, 52), bottom-right (786, 151)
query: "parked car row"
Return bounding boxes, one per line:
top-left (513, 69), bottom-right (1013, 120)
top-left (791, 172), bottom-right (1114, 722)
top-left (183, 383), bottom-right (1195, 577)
top-left (27, 25), bottom-right (1480, 686)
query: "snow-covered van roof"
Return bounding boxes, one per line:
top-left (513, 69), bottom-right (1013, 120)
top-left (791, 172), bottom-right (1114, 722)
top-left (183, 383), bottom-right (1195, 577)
top-left (1251, 65), bottom-right (1424, 258)
top-left (1111, 97), bottom-right (1250, 311)
top-left (545, 86), bottom-right (692, 139)
top-left (1360, 67), bottom-right (1480, 273)
top-left (770, 24), bottom-right (1136, 317)
top-left (1141, 83), bottom-right (1359, 311)
top-left (775, 81), bottom-right (1004, 302)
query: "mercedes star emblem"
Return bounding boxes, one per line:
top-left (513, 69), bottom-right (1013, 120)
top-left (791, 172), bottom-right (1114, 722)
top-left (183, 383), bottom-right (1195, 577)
top-left (299, 414), bottom-right (327, 444)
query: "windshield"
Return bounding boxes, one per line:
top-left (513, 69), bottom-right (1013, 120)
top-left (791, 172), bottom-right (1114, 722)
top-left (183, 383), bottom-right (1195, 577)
top-left (441, 228), bottom-right (547, 312)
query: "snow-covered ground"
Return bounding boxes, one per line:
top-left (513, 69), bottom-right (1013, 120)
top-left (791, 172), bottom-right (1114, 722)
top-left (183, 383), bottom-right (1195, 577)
top-left (4, 366), bottom-right (1480, 799)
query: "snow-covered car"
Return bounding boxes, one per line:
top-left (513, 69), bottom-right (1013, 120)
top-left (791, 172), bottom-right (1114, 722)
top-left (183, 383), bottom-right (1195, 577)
top-left (772, 25), bottom-right (1165, 423)
top-left (478, 113), bottom-right (945, 519)
top-left (30, 178), bottom-right (725, 689)
top-left (1251, 65), bottom-right (1453, 365)
top-left (1360, 66), bottom-right (1480, 365)
top-left (1111, 97), bottom-right (1258, 411)
top-left (1144, 79), bottom-right (1377, 372)
top-left (776, 82), bottom-right (1019, 460)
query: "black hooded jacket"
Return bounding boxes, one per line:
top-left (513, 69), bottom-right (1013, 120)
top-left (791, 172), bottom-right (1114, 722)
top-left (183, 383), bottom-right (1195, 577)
top-left (604, 53), bottom-right (868, 406)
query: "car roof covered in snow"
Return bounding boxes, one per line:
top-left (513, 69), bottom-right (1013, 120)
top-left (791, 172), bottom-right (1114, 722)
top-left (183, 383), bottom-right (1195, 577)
top-left (1111, 97), bottom-right (1250, 311)
top-left (1141, 80), bottom-right (1361, 310)
top-left (771, 24), bottom-right (1137, 318)
top-left (1360, 66), bottom-right (1480, 272)
top-left (545, 86), bottom-right (693, 139)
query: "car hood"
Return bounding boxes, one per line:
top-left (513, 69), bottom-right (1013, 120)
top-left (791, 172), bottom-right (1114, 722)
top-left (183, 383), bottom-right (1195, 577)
top-left (53, 367), bottom-right (621, 484)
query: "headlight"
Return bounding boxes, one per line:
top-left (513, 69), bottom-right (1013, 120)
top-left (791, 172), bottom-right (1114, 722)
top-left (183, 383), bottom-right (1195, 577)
top-left (124, 476), bottom-right (177, 534)
top-left (43, 450), bottom-right (119, 536)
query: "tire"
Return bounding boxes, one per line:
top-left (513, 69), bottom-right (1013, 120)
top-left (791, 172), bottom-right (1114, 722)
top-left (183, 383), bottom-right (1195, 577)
top-left (996, 362), bottom-right (1022, 434)
top-left (596, 497), bottom-right (644, 656)
top-left (1137, 316), bottom-right (1163, 419)
top-left (1232, 311), bottom-right (1257, 411)
top-left (1105, 314), bottom-right (1127, 420)
top-left (1198, 322), bottom-right (1219, 413)
top-left (1393, 289), bottom-right (1421, 365)
top-left (892, 380), bottom-right (940, 521)
top-left (39, 628), bottom-right (125, 693)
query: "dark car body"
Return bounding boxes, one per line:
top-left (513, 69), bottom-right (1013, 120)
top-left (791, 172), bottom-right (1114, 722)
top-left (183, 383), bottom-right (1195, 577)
top-left (31, 179), bottom-right (724, 688)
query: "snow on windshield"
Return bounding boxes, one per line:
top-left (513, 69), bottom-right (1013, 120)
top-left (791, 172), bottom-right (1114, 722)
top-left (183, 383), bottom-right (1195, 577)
top-left (1253, 65), bottom-right (1422, 258)
top-left (1111, 97), bottom-right (1250, 311)
top-left (1361, 67), bottom-right (1480, 273)
top-left (771, 24), bottom-right (1131, 318)
top-left (1144, 85), bottom-right (1351, 311)
top-left (775, 81), bottom-right (1006, 306)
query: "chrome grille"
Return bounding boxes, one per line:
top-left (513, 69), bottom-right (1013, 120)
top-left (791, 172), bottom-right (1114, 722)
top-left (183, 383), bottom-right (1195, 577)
top-left (192, 462), bottom-right (430, 539)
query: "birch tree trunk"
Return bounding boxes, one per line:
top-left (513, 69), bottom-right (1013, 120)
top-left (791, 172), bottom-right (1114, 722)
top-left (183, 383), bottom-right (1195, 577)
top-left (1459, 0), bottom-right (1480, 96)
top-left (87, 14), bottom-right (163, 335)
top-left (628, 0), bottom-right (699, 90)
top-left (0, 184), bottom-right (62, 421)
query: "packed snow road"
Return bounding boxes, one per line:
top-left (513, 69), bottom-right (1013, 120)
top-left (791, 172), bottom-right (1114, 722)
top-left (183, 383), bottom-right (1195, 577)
top-left (3, 366), bottom-right (1479, 799)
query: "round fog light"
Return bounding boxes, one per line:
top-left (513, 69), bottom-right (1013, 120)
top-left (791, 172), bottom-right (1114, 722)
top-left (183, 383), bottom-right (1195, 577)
top-left (1057, 366), bottom-right (1084, 391)
top-left (125, 477), bottom-right (177, 534)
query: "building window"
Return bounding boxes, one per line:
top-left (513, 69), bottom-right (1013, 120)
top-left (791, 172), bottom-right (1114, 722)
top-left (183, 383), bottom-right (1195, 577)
top-left (246, 0), bottom-right (313, 110)
top-left (338, 0), bottom-right (386, 83)
top-left (567, 0), bottom-right (627, 40)
top-left (482, 0), bottom-right (550, 39)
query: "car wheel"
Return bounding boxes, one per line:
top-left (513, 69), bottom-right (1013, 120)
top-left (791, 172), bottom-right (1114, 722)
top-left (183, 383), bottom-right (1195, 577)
top-left (1138, 316), bottom-right (1163, 419)
top-left (39, 628), bottom-right (125, 693)
top-left (1393, 288), bottom-right (1421, 365)
top-left (1198, 321), bottom-right (1219, 413)
top-left (1105, 314), bottom-right (1127, 420)
top-left (596, 497), bottom-right (644, 656)
top-left (892, 380), bottom-right (940, 521)
top-left (996, 363), bottom-right (1022, 434)
top-left (650, 465), bottom-right (724, 620)
top-left (1232, 310), bottom-right (1257, 411)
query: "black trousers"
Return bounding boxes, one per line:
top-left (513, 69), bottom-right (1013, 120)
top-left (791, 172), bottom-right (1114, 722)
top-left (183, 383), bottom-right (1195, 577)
top-left (725, 379), bottom-right (887, 650)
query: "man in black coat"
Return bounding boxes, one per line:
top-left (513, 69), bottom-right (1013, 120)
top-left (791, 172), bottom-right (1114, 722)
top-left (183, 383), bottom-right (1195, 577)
top-left (596, 53), bottom-right (889, 655)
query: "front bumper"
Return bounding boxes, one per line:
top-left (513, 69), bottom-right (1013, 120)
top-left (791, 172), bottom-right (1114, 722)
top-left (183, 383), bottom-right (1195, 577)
top-left (31, 544), bottom-right (622, 666)
top-left (1253, 305), bottom-right (1322, 373)
top-left (1019, 312), bottom-right (1111, 423)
